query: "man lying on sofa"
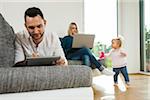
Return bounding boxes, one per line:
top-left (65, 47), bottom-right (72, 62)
top-left (15, 7), bottom-right (68, 66)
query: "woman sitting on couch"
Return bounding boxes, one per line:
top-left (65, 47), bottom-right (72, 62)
top-left (61, 22), bottom-right (114, 76)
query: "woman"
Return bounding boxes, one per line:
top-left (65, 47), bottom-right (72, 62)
top-left (61, 22), bottom-right (114, 75)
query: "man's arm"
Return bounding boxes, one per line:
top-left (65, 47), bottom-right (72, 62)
top-left (15, 34), bottom-right (25, 64)
top-left (52, 33), bottom-right (68, 65)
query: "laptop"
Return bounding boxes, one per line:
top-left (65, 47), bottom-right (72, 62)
top-left (14, 56), bottom-right (61, 66)
top-left (72, 34), bottom-right (95, 48)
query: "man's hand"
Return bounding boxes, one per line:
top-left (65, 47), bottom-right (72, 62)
top-left (56, 58), bottom-right (67, 66)
top-left (32, 52), bottom-right (39, 57)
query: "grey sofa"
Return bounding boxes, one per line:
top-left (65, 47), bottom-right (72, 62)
top-left (0, 14), bottom-right (92, 94)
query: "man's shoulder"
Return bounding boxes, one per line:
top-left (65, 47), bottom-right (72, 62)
top-left (45, 32), bottom-right (54, 36)
top-left (44, 32), bottom-right (58, 40)
top-left (16, 30), bottom-right (29, 39)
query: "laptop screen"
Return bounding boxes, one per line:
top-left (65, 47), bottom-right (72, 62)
top-left (72, 34), bottom-right (95, 48)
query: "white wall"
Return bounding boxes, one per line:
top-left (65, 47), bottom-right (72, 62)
top-left (0, 0), bottom-right (84, 37)
top-left (0, 0), bottom-right (141, 73)
top-left (118, 0), bottom-right (140, 73)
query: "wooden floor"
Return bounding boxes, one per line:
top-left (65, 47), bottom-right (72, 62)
top-left (93, 74), bottom-right (150, 100)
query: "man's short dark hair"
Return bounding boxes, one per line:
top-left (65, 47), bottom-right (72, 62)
top-left (24, 7), bottom-right (44, 22)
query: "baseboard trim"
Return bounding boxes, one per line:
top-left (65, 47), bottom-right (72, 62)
top-left (138, 71), bottom-right (150, 76)
top-left (128, 72), bottom-right (150, 76)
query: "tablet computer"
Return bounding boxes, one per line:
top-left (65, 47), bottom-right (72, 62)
top-left (14, 56), bottom-right (61, 66)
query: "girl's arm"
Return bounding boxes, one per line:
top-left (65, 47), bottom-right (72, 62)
top-left (120, 49), bottom-right (127, 57)
top-left (105, 49), bottom-right (113, 57)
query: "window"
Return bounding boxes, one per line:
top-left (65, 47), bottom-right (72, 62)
top-left (140, 0), bottom-right (150, 72)
top-left (84, 0), bottom-right (117, 57)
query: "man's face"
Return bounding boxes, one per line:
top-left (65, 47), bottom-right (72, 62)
top-left (25, 15), bottom-right (46, 41)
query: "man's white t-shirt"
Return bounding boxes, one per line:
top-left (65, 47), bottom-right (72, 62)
top-left (15, 30), bottom-right (67, 65)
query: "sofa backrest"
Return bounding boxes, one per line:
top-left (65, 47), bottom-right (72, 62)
top-left (0, 14), bottom-right (15, 67)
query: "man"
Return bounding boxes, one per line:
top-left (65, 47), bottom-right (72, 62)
top-left (15, 7), bottom-right (67, 65)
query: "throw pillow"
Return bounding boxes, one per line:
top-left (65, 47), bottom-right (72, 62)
top-left (0, 13), bottom-right (15, 67)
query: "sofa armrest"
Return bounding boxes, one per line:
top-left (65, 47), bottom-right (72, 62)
top-left (0, 65), bottom-right (92, 94)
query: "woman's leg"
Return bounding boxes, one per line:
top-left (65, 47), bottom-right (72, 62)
top-left (82, 55), bottom-right (91, 67)
top-left (67, 47), bottom-right (104, 71)
top-left (67, 53), bottom-right (91, 66)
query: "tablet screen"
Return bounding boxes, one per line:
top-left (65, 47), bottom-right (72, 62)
top-left (14, 56), bottom-right (61, 66)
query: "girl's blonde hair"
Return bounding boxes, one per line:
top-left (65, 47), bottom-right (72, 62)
top-left (112, 36), bottom-right (124, 47)
top-left (67, 22), bottom-right (78, 36)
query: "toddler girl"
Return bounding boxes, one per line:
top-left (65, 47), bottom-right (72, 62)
top-left (108, 37), bottom-right (130, 87)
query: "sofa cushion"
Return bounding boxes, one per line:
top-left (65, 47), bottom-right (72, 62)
top-left (68, 60), bottom-right (82, 65)
top-left (0, 65), bottom-right (92, 94)
top-left (0, 14), bottom-right (15, 67)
